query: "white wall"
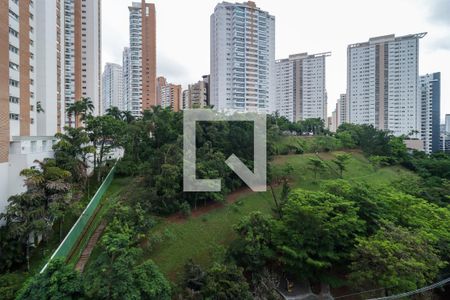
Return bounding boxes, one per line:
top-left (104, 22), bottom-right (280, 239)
top-left (35, 0), bottom-right (58, 136)
top-left (0, 163), bottom-right (9, 219)
top-left (0, 138), bottom-right (56, 216)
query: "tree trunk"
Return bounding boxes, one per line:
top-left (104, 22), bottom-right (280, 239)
top-left (59, 215), bottom-right (64, 241)
top-left (97, 140), bottom-right (105, 182)
top-left (26, 241), bottom-right (30, 271)
top-left (269, 183), bottom-right (282, 218)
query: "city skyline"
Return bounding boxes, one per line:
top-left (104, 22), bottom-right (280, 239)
top-left (102, 0), bottom-right (450, 121)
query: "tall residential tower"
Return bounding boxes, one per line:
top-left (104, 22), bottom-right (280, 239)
top-left (210, 1), bottom-right (275, 113)
top-left (126, 1), bottom-right (156, 116)
top-left (63, 0), bottom-right (102, 126)
top-left (102, 63), bottom-right (123, 113)
top-left (275, 52), bottom-right (329, 122)
top-left (0, 0), bottom-right (101, 214)
top-left (347, 33), bottom-right (426, 137)
top-left (420, 73), bottom-right (440, 153)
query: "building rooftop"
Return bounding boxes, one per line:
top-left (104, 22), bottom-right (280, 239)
top-left (348, 32), bottom-right (427, 48)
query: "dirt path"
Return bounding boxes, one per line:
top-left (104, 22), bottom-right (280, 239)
top-left (75, 220), bottom-right (107, 273)
top-left (166, 186), bottom-right (253, 224)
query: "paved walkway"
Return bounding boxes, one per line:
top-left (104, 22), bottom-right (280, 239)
top-left (75, 220), bottom-right (107, 272)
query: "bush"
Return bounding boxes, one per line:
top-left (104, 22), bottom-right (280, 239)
top-left (0, 273), bottom-right (25, 300)
top-left (180, 201), bottom-right (191, 218)
top-left (116, 159), bottom-right (139, 176)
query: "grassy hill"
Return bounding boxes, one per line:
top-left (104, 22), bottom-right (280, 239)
top-left (142, 151), bottom-right (417, 281)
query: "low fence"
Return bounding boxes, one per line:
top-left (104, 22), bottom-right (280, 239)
top-left (40, 162), bottom-right (117, 273)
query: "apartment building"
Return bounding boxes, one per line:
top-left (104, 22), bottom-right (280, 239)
top-left (126, 1), bottom-right (156, 116)
top-left (182, 89), bottom-right (190, 110)
top-left (445, 114), bottom-right (450, 134)
top-left (275, 58), bottom-right (294, 121)
top-left (156, 76), bottom-right (167, 106)
top-left (336, 93), bottom-right (347, 127)
top-left (122, 47), bottom-right (131, 112)
top-left (347, 33), bottom-right (426, 137)
top-left (275, 52), bottom-right (330, 122)
top-left (102, 63), bottom-right (123, 114)
top-left (184, 76), bottom-right (210, 109)
top-left (420, 72), bottom-right (440, 153)
top-left (0, 0), bottom-right (56, 214)
top-left (63, 0), bottom-right (102, 126)
top-left (210, 1), bottom-right (275, 113)
top-left (0, 0), bottom-right (101, 214)
top-left (160, 83), bottom-right (182, 112)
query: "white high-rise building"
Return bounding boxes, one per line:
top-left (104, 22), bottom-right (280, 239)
top-left (1, 0), bottom-right (55, 215)
top-left (336, 93), bottom-right (347, 127)
top-left (128, 3), bottom-right (142, 116)
top-left (420, 73), bottom-right (440, 154)
top-left (127, 1), bottom-right (157, 116)
top-left (275, 58), bottom-right (294, 121)
top-left (210, 1), bottom-right (275, 113)
top-left (102, 63), bottom-right (123, 114)
top-left (0, 0), bottom-right (102, 214)
top-left (445, 114), bottom-right (450, 134)
top-left (63, 0), bottom-right (102, 125)
top-left (347, 33), bottom-right (426, 137)
top-left (35, 0), bottom-right (62, 136)
top-left (275, 52), bottom-right (330, 122)
top-left (122, 47), bottom-right (131, 112)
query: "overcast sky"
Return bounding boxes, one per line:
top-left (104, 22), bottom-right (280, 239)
top-left (102, 0), bottom-right (449, 121)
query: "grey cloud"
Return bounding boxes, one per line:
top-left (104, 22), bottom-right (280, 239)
top-left (157, 53), bottom-right (189, 83)
top-left (430, 36), bottom-right (450, 50)
top-left (427, 0), bottom-right (450, 26)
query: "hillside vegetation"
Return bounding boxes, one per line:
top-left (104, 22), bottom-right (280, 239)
top-left (3, 108), bottom-right (449, 300)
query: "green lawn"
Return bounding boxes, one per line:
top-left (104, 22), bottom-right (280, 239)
top-left (145, 151), bottom-right (418, 281)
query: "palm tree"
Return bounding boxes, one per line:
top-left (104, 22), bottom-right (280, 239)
top-left (106, 106), bottom-right (122, 120)
top-left (121, 111), bottom-right (135, 124)
top-left (1, 193), bottom-right (46, 271)
top-left (53, 127), bottom-right (95, 187)
top-left (66, 97), bottom-right (95, 127)
top-left (80, 97), bottom-right (95, 119)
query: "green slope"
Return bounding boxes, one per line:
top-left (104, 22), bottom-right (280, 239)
top-left (144, 151), bottom-right (417, 281)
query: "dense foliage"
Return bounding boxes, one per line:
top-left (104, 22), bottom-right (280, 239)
top-left (2, 103), bottom-right (450, 299)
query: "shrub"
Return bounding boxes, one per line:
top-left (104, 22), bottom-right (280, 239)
top-left (180, 201), bottom-right (191, 218)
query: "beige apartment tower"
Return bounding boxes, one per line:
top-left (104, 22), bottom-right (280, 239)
top-left (141, 1), bottom-right (156, 110)
top-left (126, 1), bottom-right (156, 116)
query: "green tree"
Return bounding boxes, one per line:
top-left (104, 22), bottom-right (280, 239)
top-left (335, 130), bottom-right (356, 148)
top-left (275, 189), bottom-right (364, 280)
top-left (84, 218), bottom-right (171, 299)
top-left (202, 263), bottom-right (252, 300)
top-left (332, 153), bottom-right (351, 178)
top-left (106, 106), bottom-right (122, 120)
top-left (20, 159), bottom-right (72, 240)
top-left (307, 157), bottom-right (326, 180)
top-left (229, 212), bottom-right (275, 271)
top-left (369, 155), bottom-right (390, 170)
top-left (349, 224), bottom-right (445, 294)
top-left (53, 126), bottom-right (95, 185)
top-left (121, 110), bottom-right (135, 124)
top-left (85, 115), bottom-right (123, 181)
top-left (0, 226), bottom-right (25, 272)
top-left (133, 260), bottom-right (172, 300)
top-left (16, 259), bottom-right (84, 300)
top-left (66, 97), bottom-right (95, 126)
top-left (1, 193), bottom-right (47, 271)
top-left (181, 260), bottom-right (207, 297)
